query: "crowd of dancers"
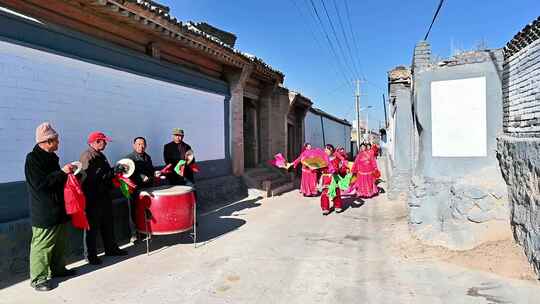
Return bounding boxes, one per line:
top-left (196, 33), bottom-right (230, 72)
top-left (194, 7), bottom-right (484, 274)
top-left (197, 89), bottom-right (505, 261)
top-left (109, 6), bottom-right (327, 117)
top-left (287, 142), bottom-right (381, 216)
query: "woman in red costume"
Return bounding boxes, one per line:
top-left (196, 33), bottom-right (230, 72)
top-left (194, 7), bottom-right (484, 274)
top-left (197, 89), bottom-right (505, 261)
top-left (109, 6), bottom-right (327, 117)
top-left (351, 143), bottom-right (379, 198)
top-left (290, 143), bottom-right (318, 197)
top-left (319, 144), bottom-right (345, 215)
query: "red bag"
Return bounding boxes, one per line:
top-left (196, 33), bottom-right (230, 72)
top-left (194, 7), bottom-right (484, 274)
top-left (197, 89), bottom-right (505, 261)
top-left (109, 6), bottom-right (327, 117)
top-left (372, 169), bottom-right (381, 179)
top-left (64, 174), bottom-right (89, 230)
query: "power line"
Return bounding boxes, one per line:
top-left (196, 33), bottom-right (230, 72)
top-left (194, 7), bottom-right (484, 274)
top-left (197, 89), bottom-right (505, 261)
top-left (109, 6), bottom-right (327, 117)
top-left (318, 0), bottom-right (358, 81)
top-left (343, 0), bottom-right (366, 80)
top-left (290, 0), bottom-right (353, 91)
top-left (307, 0), bottom-right (356, 86)
top-left (331, 0), bottom-right (361, 80)
top-left (424, 0), bottom-right (445, 41)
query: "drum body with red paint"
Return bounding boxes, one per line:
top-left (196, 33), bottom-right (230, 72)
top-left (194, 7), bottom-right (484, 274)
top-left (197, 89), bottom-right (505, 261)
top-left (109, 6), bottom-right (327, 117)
top-left (135, 185), bottom-right (195, 235)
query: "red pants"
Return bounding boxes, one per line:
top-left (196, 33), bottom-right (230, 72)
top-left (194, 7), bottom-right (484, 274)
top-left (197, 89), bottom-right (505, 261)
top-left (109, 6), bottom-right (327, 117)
top-left (320, 188), bottom-right (342, 211)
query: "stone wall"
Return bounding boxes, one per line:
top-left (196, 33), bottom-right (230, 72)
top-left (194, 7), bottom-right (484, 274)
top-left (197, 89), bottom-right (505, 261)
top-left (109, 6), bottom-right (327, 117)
top-left (497, 136), bottom-right (540, 277)
top-left (497, 16), bottom-right (540, 277)
top-left (405, 41), bottom-right (509, 250)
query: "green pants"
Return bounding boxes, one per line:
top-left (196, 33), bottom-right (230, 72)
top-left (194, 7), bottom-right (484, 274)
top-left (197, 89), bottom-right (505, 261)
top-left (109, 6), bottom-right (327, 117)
top-left (29, 223), bottom-right (67, 286)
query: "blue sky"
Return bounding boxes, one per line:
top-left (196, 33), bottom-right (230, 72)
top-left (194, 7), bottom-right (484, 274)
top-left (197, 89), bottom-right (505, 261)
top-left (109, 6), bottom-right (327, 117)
top-left (160, 0), bottom-right (540, 129)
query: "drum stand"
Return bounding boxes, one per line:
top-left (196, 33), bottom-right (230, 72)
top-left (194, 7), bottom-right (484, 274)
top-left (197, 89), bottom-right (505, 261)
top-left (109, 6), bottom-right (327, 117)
top-left (142, 200), bottom-right (197, 256)
top-left (191, 201), bottom-right (198, 249)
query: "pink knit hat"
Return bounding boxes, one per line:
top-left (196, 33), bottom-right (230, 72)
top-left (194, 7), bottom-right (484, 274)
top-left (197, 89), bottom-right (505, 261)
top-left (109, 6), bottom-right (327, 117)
top-left (35, 122), bottom-right (58, 143)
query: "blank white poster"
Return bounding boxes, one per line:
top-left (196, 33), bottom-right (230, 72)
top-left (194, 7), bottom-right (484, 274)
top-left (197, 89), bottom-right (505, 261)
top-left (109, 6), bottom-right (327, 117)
top-left (431, 77), bottom-right (486, 157)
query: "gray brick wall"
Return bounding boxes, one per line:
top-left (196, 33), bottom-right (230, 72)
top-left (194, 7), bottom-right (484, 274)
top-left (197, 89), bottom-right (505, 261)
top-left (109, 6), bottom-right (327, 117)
top-left (497, 16), bottom-right (540, 278)
top-left (503, 38), bottom-right (540, 134)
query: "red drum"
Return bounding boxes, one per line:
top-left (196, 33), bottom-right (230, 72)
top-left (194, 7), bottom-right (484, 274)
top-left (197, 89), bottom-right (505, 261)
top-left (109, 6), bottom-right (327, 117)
top-left (135, 185), bottom-right (196, 235)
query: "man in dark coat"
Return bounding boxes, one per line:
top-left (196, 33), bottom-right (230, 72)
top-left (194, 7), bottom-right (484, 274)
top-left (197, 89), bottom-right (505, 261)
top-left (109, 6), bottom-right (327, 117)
top-left (80, 131), bottom-right (127, 265)
top-left (25, 122), bottom-right (76, 291)
top-left (163, 128), bottom-right (195, 186)
top-left (125, 137), bottom-right (154, 189)
top-left (125, 136), bottom-right (154, 242)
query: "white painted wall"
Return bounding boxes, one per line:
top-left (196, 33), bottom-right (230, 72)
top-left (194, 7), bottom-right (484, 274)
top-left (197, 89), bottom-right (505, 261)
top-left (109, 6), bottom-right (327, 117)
top-left (0, 40), bottom-right (226, 183)
top-left (431, 77), bottom-right (487, 157)
top-left (304, 111), bottom-right (324, 148)
top-left (322, 117), bottom-right (351, 152)
top-left (304, 111), bottom-right (351, 152)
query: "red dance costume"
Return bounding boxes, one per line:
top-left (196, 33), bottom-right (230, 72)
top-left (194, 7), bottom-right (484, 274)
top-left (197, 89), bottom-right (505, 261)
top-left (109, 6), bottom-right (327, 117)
top-left (292, 152), bottom-right (318, 196)
top-left (320, 153), bottom-right (347, 211)
top-left (351, 150), bottom-right (379, 198)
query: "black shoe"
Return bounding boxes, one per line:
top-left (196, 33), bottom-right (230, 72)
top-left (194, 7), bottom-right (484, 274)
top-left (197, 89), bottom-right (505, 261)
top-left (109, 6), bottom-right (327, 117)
top-left (105, 248), bottom-right (128, 256)
top-left (86, 256), bottom-right (103, 265)
top-left (52, 268), bottom-right (76, 278)
top-left (33, 281), bottom-right (51, 292)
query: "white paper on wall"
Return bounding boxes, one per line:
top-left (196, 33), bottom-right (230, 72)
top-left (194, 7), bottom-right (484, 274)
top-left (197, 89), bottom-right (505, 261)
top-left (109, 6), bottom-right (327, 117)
top-left (430, 77), bottom-right (487, 157)
top-left (0, 40), bottom-right (226, 183)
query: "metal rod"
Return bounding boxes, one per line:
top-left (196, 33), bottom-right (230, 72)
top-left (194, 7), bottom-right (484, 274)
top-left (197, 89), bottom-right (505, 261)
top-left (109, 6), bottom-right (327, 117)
top-left (355, 79), bottom-right (361, 150)
top-left (145, 209), bottom-right (150, 256)
top-left (193, 198), bottom-right (197, 248)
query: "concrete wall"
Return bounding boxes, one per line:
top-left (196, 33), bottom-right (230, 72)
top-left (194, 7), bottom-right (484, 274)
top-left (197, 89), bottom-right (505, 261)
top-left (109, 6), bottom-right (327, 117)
top-left (391, 83), bottom-right (413, 173)
top-left (413, 51), bottom-right (504, 179)
top-left (304, 110), bottom-right (351, 152)
top-left (0, 39), bottom-right (228, 183)
top-left (497, 17), bottom-right (540, 278)
top-left (304, 111), bottom-right (325, 148)
top-left (405, 42), bottom-right (509, 250)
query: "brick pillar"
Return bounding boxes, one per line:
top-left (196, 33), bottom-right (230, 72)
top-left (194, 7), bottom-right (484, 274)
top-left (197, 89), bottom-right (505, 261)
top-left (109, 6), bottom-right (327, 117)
top-left (224, 65), bottom-right (252, 176)
top-left (413, 41), bottom-right (431, 72)
top-left (258, 83), bottom-right (279, 163)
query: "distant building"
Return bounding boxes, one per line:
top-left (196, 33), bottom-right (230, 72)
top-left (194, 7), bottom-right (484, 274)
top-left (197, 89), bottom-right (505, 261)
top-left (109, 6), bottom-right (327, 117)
top-left (304, 107), bottom-right (352, 154)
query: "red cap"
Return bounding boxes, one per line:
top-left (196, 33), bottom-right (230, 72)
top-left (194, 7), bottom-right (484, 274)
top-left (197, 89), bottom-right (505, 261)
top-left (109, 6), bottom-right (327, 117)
top-left (87, 131), bottom-right (112, 144)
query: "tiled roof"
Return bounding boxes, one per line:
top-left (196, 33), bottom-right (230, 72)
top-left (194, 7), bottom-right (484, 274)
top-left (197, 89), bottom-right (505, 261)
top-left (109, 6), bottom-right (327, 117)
top-left (505, 16), bottom-right (540, 57)
top-left (388, 66), bottom-right (411, 84)
top-left (88, 0), bottom-right (284, 80)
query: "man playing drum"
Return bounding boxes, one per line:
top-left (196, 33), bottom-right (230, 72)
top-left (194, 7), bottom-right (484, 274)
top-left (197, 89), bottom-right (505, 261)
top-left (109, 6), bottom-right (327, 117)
top-left (125, 136), bottom-right (154, 243)
top-left (163, 128), bottom-right (196, 186)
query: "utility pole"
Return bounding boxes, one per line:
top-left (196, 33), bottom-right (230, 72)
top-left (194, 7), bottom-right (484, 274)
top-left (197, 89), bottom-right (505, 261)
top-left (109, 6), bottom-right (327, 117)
top-left (363, 105), bottom-right (373, 141)
top-left (382, 94), bottom-right (388, 128)
top-left (355, 79), bottom-right (361, 151)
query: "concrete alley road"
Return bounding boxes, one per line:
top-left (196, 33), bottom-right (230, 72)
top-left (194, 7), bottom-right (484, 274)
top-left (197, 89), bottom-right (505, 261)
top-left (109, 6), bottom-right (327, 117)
top-left (1, 190), bottom-right (539, 304)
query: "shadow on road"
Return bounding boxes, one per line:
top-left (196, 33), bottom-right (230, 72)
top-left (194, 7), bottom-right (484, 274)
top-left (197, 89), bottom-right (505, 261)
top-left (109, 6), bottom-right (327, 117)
top-left (341, 196), bottom-right (366, 213)
top-left (18, 197), bottom-right (264, 291)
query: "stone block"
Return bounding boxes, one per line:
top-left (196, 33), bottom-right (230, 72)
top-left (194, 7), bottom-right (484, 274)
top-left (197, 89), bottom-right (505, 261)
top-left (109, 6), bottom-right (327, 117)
top-left (498, 135), bottom-right (540, 276)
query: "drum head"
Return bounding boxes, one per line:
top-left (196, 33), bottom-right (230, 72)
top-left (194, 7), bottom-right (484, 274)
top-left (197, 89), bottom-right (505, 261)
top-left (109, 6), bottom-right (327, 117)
top-left (116, 158), bottom-right (135, 178)
top-left (141, 185), bottom-right (194, 197)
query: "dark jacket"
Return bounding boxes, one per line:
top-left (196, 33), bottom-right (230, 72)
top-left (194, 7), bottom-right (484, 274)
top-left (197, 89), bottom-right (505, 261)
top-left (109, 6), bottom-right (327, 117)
top-left (163, 141), bottom-right (195, 184)
top-left (125, 151), bottom-right (154, 189)
top-left (24, 145), bottom-right (69, 228)
top-left (80, 147), bottom-right (114, 203)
